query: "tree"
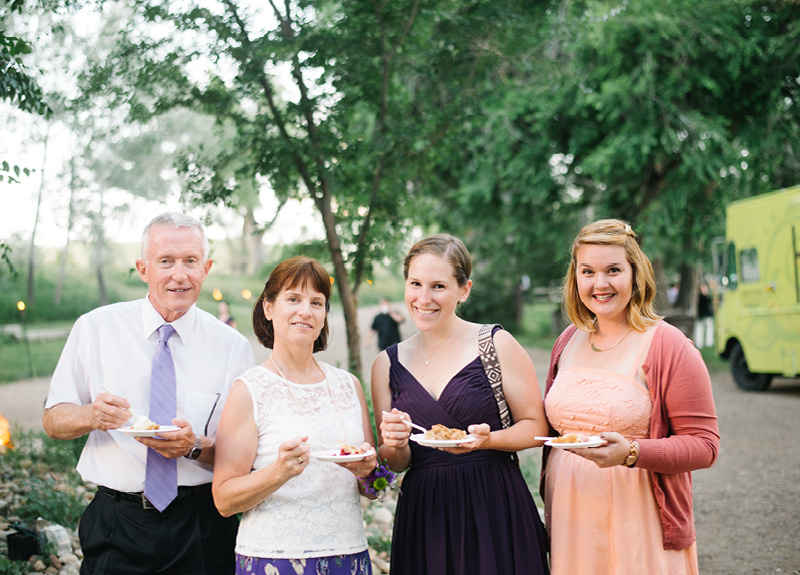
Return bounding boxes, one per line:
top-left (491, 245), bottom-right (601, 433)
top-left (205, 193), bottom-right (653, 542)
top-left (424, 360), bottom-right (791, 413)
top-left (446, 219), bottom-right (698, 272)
top-left (0, 0), bottom-right (52, 274)
top-left (79, 0), bottom-right (521, 374)
top-left (539, 0), bottom-right (800, 270)
top-left (436, 0), bottom-right (800, 321)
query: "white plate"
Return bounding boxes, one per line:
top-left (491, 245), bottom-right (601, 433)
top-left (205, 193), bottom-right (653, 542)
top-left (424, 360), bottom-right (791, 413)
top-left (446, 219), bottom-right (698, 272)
top-left (311, 448), bottom-right (375, 462)
top-left (116, 426), bottom-right (181, 437)
top-left (545, 435), bottom-right (603, 449)
top-left (410, 433), bottom-right (476, 448)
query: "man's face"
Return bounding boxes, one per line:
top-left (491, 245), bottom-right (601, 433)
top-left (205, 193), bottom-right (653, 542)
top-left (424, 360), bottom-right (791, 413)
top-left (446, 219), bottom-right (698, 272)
top-left (135, 225), bottom-right (212, 323)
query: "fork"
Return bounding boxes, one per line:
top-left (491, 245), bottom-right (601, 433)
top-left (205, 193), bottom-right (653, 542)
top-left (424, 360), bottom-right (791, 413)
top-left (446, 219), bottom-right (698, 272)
top-left (381, 410), bottom-right (428, 434)
top-left (102, 386), bottom-right (141, 421)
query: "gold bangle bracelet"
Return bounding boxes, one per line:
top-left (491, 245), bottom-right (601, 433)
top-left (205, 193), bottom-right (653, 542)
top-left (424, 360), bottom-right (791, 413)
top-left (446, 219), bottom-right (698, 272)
top-left (623, 440), bottom-right (639, 468)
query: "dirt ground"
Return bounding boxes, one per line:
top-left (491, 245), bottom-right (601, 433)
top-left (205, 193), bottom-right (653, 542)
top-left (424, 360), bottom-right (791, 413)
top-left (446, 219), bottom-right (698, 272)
top-left (1, 305), bottom-right (798, 573)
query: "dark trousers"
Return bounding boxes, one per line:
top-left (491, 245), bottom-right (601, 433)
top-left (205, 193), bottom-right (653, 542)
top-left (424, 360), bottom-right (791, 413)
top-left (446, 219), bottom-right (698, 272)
top-left (79, 484), bottom-right (238, 575)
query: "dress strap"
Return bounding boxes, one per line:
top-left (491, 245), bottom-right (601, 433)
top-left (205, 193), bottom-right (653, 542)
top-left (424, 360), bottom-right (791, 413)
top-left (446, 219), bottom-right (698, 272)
top-left (558, 327), bottom-right (583, 369)
top-left (386, 343), bottom-right (399, 365)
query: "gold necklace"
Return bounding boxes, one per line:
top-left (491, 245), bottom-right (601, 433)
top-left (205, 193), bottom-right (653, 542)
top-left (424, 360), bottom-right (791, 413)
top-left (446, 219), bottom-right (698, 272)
top-left (269, 354), bottom-right (347, 448)
top-left (589, 328), bottom-right (634, 352)
top-left (419, 320), bottom-right (463, 366)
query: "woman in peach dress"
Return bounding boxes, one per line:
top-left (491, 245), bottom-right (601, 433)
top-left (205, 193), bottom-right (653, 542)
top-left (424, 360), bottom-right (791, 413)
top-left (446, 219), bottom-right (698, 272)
top-left (542, 219), bottom-right (720, 574)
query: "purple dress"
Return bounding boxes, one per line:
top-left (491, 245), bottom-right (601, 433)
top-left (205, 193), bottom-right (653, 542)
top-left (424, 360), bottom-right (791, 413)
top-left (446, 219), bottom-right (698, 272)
top-left (387, 341), bottom-right (549, 575)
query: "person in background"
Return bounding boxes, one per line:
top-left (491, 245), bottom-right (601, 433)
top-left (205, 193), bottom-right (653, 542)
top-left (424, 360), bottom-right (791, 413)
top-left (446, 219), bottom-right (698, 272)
top-left (694, 282), bottom-right (714, 348)
top-left (43, 212), bottom-right (255, 575)
top-left (218, 300), bottom-right (238, 330)
top-left (667, 283), bottom-right (679, 308)
top-left (213, 256), bottom-right (377, 575)
top-left (370, 298), bottom-right (404, 351)
top-left (542, 218), bottom-right (719, 574)
top-left (372, 234), bottom-right (550, 575)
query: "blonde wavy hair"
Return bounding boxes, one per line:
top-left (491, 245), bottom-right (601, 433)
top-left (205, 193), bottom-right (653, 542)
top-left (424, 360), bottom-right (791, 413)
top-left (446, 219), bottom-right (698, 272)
top-left (562, 219), bottom-right (662, 332)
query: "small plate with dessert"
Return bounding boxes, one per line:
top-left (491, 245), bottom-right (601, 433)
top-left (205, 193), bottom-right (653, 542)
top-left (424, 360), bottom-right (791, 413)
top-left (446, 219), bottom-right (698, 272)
top-left (312, 445), bottom-right (376, 463)
top-left (117, 415), bottom-right (180, 437)
top-left (538, 433), bottom-right (603, 449)
top-left (410, 424), bottom-right (476, 448)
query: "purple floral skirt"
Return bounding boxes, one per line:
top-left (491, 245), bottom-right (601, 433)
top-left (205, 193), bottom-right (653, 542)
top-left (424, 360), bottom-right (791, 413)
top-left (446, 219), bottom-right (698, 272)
top-left (235, 550), bottom-right (372, 575)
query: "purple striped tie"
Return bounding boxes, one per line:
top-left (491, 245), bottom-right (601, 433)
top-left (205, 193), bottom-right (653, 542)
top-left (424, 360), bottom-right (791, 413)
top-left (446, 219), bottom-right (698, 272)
top-left (144, 324), bottom-right (178, 512)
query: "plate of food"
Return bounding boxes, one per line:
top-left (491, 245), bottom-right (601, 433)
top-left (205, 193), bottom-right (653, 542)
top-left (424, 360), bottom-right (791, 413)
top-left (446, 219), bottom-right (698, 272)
top-left (117, 425), bottom-right (180, 437)
top-left (312, 446), bottom-right (375, 462)
top-left (542, 433), bottom-right (603, 449)
top-left (410, 424), bottom-right (476, 448)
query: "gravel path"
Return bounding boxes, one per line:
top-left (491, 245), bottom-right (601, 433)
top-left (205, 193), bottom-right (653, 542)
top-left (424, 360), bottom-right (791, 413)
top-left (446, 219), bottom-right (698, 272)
top-left (2, 306), bottom-right (798, 573)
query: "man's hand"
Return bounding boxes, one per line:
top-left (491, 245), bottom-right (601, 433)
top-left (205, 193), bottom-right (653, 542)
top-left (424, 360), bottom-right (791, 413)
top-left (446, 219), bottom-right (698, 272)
top-left (136, 418), bottom-right (196, 459)
top-left (92, 391), bottom-right (132, 432)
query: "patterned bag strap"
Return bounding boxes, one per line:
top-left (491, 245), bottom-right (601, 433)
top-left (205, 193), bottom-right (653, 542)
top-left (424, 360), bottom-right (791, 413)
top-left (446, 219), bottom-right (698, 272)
top-left (478, 323), bottom-right (512, 429)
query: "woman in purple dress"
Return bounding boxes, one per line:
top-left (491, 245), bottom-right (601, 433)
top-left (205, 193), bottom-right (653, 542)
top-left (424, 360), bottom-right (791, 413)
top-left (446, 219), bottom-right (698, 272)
top-left (371, 234), bottom-right (550, 575)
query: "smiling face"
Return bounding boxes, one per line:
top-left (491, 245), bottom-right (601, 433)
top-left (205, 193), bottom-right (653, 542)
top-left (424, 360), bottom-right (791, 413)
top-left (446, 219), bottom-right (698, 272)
top-left (135, 224), bottom-right (212, 323)
top-left (575, 244), bottom-right (633, 325)
top-left (404, 253), bottom-right (471, 332)
top-left (264, 284), bottom-right (328, 347)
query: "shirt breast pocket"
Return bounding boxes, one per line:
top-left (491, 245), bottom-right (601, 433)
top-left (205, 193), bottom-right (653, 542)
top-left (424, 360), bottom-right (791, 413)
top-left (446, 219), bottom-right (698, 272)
top-left (179, 391), bottom-right (223, 436)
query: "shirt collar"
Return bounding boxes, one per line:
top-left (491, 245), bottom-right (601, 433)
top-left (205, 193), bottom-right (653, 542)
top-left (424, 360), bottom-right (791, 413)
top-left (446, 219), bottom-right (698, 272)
top-left (140, 296), bottom-right (197, 344)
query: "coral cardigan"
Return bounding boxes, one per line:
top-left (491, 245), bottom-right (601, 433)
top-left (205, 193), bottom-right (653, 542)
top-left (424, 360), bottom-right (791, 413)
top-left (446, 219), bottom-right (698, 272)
top-left (541, 321), bottom-right (720, 550)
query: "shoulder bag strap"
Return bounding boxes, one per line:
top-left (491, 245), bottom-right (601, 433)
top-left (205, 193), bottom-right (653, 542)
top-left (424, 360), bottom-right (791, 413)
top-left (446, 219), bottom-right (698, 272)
top-left (478, 323), bottom-right (512, 429)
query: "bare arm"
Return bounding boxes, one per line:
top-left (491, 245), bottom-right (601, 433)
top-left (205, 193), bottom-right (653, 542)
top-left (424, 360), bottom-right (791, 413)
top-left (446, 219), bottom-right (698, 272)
top-left (442, 330), bottom-right (548, 455)
top-left (482, 330), bottom-right (548, 449)
top-left (212, 379), bottom-right (310, 517)
top-left (43, 391), bottom-right (132, 440)
top-left (371, 351), bottom-right (412, 472)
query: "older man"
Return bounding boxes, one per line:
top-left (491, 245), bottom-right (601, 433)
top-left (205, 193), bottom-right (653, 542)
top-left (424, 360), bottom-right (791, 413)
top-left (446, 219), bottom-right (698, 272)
top-left (43, 212), bottom-right (255, 575)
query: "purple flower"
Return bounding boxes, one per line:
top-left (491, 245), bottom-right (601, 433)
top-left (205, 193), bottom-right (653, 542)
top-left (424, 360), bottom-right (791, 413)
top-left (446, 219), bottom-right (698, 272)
top-left (364, 461), bottom-right (397, 500)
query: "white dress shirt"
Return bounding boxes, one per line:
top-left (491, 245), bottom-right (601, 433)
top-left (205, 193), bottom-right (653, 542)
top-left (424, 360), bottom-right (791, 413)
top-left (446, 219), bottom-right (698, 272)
top-left (46, 296), bottom-right (255, 492)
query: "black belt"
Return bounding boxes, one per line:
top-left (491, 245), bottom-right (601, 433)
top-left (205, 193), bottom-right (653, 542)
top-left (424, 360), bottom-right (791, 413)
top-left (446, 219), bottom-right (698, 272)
top-left (98, 484), bottom-right (211, 510)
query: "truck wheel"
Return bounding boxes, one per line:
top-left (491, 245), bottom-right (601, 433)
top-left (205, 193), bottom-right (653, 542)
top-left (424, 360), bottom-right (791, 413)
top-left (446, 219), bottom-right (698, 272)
top-left (730, 342), bottom-right (773, 391)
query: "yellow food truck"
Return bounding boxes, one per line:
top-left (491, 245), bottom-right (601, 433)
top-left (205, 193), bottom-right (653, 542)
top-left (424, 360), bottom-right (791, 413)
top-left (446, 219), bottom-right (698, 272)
top-left (713, 186), bottom-right (800, 390)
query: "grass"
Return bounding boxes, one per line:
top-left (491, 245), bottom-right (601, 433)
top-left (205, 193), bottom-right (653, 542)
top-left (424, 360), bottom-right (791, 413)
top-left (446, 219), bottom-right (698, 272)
top-left (0, 335), bottom-right (68, 383)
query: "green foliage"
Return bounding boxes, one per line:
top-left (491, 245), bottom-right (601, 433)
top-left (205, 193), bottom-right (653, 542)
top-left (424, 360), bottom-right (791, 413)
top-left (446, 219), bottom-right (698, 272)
top-left (2, 431), bottom-right (88, 530)
top-left (515, 303), bottom-right (563, 351)
top-left (0, 556), bottom-right (30, 575)
top-left (0, 250), bottom-right (143, 324)
top-left (17, 475), bottom-right (87, 528)
top-left (0, 31), bottom-right (50, 116)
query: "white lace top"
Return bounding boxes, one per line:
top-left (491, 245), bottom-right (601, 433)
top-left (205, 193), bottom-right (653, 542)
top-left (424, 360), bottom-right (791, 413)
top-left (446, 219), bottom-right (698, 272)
top-left (235, 362), bottom-right (368, 559)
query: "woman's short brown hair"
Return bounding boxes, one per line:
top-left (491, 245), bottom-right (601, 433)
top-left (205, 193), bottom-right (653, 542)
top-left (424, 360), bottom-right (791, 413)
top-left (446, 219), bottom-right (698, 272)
top-left (252, 256), bottom-right (332, 352)
top-left (563, 219), bottom-right (661, 332)
top-left (403, 234), bottom-right (472, 287)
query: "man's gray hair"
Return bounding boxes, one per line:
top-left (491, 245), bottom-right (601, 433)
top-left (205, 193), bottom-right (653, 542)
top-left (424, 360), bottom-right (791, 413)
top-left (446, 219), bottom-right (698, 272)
top-left (140, 212), bottom-right (210, 260)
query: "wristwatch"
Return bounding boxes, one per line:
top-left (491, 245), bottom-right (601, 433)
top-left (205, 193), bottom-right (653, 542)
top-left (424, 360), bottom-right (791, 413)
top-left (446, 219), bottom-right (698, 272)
top-left (623, 440), bottom-right (639, 468)
top-left (184, 435), bottom-right (202, 460)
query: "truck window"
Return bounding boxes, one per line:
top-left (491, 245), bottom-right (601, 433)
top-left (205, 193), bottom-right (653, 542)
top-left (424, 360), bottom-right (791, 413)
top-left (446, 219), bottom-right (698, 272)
top-left (740, 248), bottom-right (759, 283)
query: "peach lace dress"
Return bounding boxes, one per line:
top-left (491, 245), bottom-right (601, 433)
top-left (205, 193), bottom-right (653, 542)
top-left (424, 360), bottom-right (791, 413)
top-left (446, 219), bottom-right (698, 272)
top-left (544, 327), bottom-right (698, 575)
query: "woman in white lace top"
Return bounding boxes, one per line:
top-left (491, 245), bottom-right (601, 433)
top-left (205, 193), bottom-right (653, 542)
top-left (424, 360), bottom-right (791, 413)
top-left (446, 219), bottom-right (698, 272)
top-left (213, 256), bottom-right (377, 575)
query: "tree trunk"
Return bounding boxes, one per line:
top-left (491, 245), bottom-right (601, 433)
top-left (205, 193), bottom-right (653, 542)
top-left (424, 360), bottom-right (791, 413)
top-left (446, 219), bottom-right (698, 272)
top-left (677, 262), bottom-right (696, 313)
top-left (94, 189), bottom-right (109, 306)
top-left (245, 207), bottom-right (265, 275)
top-left (313, 190), bottom-right (362, 377)
top-left (55, 156), bottom-right (77, 307)
top-left (27, 122), bottom-right (50, 308)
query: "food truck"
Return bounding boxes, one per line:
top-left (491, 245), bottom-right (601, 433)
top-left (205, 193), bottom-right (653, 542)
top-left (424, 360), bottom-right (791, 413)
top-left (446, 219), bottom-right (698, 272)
top-left (713, 186), bottom-right (800, 390)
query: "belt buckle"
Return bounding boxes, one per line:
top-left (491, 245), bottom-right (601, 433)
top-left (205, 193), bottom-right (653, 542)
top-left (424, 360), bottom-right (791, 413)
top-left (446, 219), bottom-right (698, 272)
top-left (141, 493), bottom-right (155, 510)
